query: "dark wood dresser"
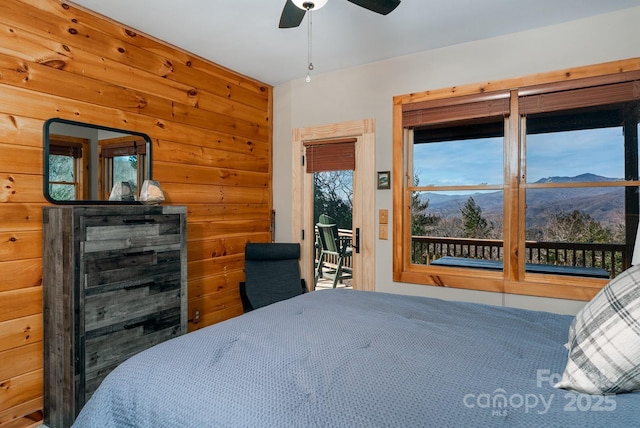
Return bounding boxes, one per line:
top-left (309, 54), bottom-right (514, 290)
top-left (42, 205), bottom-right (187, 428)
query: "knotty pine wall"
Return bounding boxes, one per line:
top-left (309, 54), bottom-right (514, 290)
top-left (0, 0), bottom-right (272, 425)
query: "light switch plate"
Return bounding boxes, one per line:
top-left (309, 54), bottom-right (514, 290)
top-left (379, 224), bottom-right (388, 240)
top-left (379, 209), bottom-right (389, 224)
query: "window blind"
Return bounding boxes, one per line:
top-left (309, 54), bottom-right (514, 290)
top-left (402, 91), bottom-right (511, 127)
top-left (101, 139), bottom-right (147, 158)
top-left (520, 80), bottom-right (640, 114)
top-left (49, 142), bottom-right (82, 158)
top-left (303, 138), bottom-right (356, 173)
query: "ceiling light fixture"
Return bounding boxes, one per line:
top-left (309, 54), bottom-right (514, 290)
top-left (292, 0), bottom-right (328, 11)
top-left (292, 1), bottom-right (328, 82)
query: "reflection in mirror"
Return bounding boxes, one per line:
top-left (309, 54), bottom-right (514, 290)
top-left (43, 118), bottom-right (152, 204)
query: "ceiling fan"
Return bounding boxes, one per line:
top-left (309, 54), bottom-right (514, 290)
top-left (279, 0), bottom-right (401, 28)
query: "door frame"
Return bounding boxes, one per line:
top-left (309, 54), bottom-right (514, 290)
top-left (292, 119), bottom-right (376, 291)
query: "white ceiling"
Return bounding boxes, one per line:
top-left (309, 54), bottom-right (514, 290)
top-left (69, 0), bottom-right (639, 86)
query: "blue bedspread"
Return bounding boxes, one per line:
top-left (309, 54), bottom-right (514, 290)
top-left (73, 289), bottom-right (639, 427)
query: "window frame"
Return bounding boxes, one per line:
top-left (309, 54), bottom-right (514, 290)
top-left (392, 58), bottom-right (640, 301)
top-left (408, 118), bottom-right (509, 265)
top-left (48, 134), bottom-right (89, 201)
top-left (98, 136), bottom-right (148, 200)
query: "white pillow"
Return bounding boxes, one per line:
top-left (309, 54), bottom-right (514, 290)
top-left (555, 264), bottom-right (640, 394)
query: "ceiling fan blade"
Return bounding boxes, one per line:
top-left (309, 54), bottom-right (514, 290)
top-left (279, 0), bottom-right (307, 28)
top-left (346, 0), bottom-right (401, 15)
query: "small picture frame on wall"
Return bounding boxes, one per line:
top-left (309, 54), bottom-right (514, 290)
top-left (377, 171), bottom-right (390, 190)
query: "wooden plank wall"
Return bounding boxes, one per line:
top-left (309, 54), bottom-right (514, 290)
top-left (0, 0), bottom-right (272, 425)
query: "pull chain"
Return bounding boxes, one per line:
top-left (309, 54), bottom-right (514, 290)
top-left (306, 7), bottom-right (313, 83)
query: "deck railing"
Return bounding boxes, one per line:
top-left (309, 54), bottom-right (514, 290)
top-left (315, 232), bottom-right (626, 278)
top-left (411, 236), bottom-right (627, 278)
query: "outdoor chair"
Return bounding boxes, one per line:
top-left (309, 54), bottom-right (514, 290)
top-left (239, 242), bottom-right (307, 312)
top-left (315, 214), bottom-right (353, 288)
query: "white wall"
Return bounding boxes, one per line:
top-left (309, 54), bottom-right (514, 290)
top-left (273, 6), bottom-right (640, 315)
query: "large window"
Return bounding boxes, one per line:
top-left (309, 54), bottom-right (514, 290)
top-left (393, 62), bottom-right (640, 300)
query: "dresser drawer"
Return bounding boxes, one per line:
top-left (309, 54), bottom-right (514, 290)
top-left (83, 248), bottom-right (181, 289)
top-left (82, 214), bottom-right (181, 238)
top-left (83, 308), bottom-right (181, 400)
top-left (84, 278), bottom-right (181, 332)
top-left (81, 214), bottom-right (181, 256)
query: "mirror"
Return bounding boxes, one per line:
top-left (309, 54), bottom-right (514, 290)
top-left (43, 118), bottom-right (152, 204)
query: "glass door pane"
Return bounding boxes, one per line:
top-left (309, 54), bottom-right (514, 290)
top-left (313, 170), bottom-right (353, 289)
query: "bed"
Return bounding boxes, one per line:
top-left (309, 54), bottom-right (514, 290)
top-left (73, 288), bottom-right (640, 427)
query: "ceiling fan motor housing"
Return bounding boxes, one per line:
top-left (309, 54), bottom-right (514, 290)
top-left (280, 0), bottom-right (400, 29)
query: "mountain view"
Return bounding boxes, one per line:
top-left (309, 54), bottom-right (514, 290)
top-left (420, 173), bottom-right (624, 230)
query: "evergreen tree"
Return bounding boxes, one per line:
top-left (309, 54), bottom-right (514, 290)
top-left (410, 174), bottom-right (440, 236)
top-left (460, 196), bottom-right (492, 238)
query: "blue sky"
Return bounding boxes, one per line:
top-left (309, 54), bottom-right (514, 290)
top-left (414, 126), bottom-right (626, 187)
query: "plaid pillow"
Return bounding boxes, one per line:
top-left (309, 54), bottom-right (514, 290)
top-left (556, 264), bottom-right (640, 394)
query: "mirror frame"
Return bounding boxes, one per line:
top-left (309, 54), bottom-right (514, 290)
top-left (43, 118), bottom-right (153, 205)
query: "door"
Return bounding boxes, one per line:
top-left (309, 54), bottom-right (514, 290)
top-left (314, 170), bottom-right (353, 289)
top-left (292, 119), bottom-right (376, 291)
